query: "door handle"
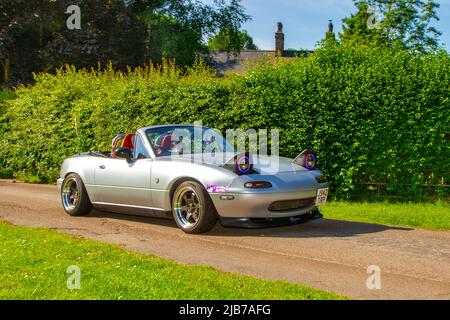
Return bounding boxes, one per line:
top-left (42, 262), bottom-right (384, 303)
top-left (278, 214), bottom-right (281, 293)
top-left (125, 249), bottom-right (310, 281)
top-left (99, 165), bottom-right (105, 169)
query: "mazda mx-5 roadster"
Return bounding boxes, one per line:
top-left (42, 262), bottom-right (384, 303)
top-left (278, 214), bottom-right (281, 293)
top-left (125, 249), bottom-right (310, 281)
top-left (57, 124), bottom-right (329, 234)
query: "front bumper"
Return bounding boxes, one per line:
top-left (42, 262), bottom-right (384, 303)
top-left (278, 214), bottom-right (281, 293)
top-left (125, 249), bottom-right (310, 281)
top-left (209, 183), bottom-right (328, 219)
top-left (220, 210), bottom-right (323, 228)
top-left (56, 178), bottom-right (64, 188)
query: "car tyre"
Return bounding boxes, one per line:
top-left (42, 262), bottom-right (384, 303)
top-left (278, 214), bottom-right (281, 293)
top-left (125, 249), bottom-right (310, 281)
top-left (172, 181), bottom-right (217, 234)
top-left (61, 173), bottom-right (92, 216)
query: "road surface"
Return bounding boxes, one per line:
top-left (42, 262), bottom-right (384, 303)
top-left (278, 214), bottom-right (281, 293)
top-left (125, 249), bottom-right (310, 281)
top-left (0, 180), bottom-right (449, 299)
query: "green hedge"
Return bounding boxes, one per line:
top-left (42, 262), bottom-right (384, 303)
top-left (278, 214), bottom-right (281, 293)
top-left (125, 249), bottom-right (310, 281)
top-left (0, 45), bottom-right (449, 199)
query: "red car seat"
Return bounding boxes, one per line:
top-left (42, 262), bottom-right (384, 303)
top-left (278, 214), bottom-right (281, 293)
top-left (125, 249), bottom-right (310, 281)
top-left (121, 133), bottom-right (135, 150)
top-left (160, 135), bottom-right (173, 149)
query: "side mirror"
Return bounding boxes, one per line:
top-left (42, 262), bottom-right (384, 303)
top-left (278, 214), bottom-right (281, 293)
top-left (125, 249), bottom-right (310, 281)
top-left (115, 147), bottom-right (133, 163)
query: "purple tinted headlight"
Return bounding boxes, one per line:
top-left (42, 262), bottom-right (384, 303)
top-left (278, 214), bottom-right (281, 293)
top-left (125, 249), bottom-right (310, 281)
top-left (304, 153), bottom-right (317, 170)
top-left (236, 155), bottom-right (252, 175)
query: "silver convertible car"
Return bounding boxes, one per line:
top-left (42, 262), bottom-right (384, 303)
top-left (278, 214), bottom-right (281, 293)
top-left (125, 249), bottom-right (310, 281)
top-left (57, 125), bottom-right (329, 234)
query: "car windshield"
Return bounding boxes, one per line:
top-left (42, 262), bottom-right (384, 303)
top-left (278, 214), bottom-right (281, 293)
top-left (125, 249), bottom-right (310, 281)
top-left (145, 126), bottom-right (234, 157)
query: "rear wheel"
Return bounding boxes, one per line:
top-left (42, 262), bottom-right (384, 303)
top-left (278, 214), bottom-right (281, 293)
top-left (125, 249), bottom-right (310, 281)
top-left (172, 181), bottom-right (217, 234)
top-left (61, 173), bottom-right (92, 216)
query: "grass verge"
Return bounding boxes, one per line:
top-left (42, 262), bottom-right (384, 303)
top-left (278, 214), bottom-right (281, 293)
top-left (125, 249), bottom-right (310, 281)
top-left (0, 221), bottom-right (344, 300)
top-left (321, 201), bottom-right (450, 230)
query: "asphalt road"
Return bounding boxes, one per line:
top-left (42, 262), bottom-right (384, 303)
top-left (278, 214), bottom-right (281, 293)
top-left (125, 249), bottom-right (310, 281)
top-left (1, 180), bottom-right (449, 300)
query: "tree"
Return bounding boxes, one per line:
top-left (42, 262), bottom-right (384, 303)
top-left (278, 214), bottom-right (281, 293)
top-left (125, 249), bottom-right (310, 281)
top-left (128, 0), bottom-right (250, 64)
top-left (0, 0), bottom-right (250, 85)
top-left (0, 0), bottom-right (147, 85)
top-left (340, 2), bottom-right (388, 47)
top-left (341, 0), bottom-right (442, 52)
top-left (145, 14), bottom-right (206, 66)
top-left (208, 29), bottom-right (257, 51)
top-left (39, 1), bottom-right (147, 71)
top-left (0, 0), bottom-right (51, 84)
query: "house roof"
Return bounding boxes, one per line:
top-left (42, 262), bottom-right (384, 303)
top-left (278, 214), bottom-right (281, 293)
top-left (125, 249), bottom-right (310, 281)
top-left (206, 49), bottom-right (313, 75)
top-left (207, 50), bottom-right (276, 74)
top-left (204, 22), bottom-right (324, 75)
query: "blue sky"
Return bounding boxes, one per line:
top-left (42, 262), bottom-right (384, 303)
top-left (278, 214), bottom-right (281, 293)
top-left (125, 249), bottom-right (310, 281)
top-left (203, 0), bottom-right (450, 50)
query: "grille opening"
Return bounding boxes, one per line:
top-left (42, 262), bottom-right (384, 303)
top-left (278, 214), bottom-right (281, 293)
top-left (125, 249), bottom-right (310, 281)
top-left (268, 198), bottom-right (315, 212)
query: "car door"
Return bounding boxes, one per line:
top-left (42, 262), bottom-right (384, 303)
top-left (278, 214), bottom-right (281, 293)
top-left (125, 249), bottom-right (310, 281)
top-left (94, 133), bottom-right (152, 208)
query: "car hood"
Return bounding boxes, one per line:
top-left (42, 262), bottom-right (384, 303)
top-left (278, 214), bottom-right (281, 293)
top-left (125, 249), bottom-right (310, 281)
top-left (156, 152), bottom-right (307, 174)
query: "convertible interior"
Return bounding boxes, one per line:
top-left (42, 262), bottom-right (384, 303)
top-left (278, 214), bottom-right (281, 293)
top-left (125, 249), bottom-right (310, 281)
top-left (88, 133), bottom-right (135, 158)
top-left (89, 126), bottom-right (224, 160)
top-left (90, 132), bottom-right (182, 158)
top-left (112, 133), bottom-right (135, 158)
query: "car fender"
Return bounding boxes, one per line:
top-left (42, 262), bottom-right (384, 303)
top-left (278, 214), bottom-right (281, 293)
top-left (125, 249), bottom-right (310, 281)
top-left (150, 160), bottom-right (237, 210)
top-left (60, 155), bottom-right (96, 187)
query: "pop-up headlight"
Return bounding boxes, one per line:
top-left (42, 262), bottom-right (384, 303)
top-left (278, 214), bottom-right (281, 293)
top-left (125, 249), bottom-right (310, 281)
top-left (292, 149), bottom-right (318, 170)
top-left (223, 152), bottom-right (256, 175)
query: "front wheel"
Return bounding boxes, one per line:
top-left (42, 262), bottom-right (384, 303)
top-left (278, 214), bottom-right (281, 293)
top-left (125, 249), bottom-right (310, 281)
top-left (172, 181), bottom-right (217, 234)
top-left (61, 173), bottom-right (92, 216)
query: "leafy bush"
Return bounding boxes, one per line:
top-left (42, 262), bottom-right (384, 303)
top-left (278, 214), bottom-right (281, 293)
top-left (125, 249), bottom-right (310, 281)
top-left (0, 89), bottom-right (16, 178)
top-left (0, 45), bottom-right (448, 199)
top-left (225, 46), bottom-right (450, 199)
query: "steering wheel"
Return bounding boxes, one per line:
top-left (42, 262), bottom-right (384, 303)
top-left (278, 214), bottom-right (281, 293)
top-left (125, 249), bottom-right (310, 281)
top-left (154, 134), bottom-right (169, 146)
top-left (154, 133), bottom-right (173, 155)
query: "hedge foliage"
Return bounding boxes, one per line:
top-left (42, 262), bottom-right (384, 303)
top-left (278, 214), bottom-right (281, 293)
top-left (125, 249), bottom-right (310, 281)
top-left (0, 45), bottom-right (449, 199)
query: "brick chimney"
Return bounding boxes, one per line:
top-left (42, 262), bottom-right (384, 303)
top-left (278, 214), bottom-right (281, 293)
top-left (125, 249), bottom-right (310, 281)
top-left (275, 22), bottom-right (284, 56)
top-left (326, 20), bottom-right (336, 42)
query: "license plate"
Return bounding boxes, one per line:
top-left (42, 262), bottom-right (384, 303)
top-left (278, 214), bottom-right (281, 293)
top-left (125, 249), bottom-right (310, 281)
top-left (315, 188), bottom-right (329, 206)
